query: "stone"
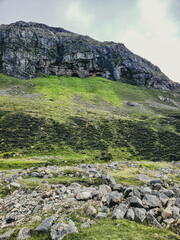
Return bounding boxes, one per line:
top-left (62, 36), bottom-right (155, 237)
top-left (137, 174), bottom-right (152, 183)
top-left (76, 191), bottom-right (92, 200)
top-left (175, 197), bottom-right (180, 208)
top-left (0, 228), bottom-right (16, 240)
top-left (129, 196), bottom-right (143, 208)
top-left (143, 194), bottom-right (161, 208)
top-left (146, 213), bottom-right (162, 228)
top-left (107, 191), bottom-right (123, 206)
top-left (163, 190), bottom-right (174, 197)
top-left (140, 187), bottom-right (152, 196)
top-left (81, 222), bottom-right (90, 228)
top-left (134, 208), bottom-right (146, 223)
top-left (10, 182), bottom-right (21, 188)
top-left (17, 227), bottom-right (31, 240)
top-left (1, 21), bottom-right (177, 90)
top-left (50, 218), bottom-right (78, 240)
top-left (111, 184), bottom-right (123, 192)
top-left (86, 206), bottom-right (97, 217)
top-left (35, 215), bottom-right (57, 232)
top-left (126, 208), bottom-right (135, 221)
top-left (95, 212), bottom-right (108, 220)
top-left (161, 207), bottom-right (173, 219)
top-left (111, 204), bottom-right (128, 219)
top-left (172, 206), bottom-right (180, 220)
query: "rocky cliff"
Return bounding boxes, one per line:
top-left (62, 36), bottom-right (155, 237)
top-left (0, 21), bottom-right (179, 90)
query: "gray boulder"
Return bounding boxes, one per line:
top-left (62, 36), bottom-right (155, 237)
top-left (129, 196), bottom-right (143, 208)
top-left (111, 204), bottom-right (128, 219)
top-left (0, 228), bottom-right (16, 240)
top-left (76, 191), bottom-right (92, 200)
top-left (134, 208), bottom-right (146, 222)
top-left (50, 218), bottom-right (78, 240)
top-left (35, 215), bottom-right (57, 232)
top-left (95, 212), bottom-right (108, 220)
top-left (175, 197), bottom-right (180, 208)
top-left (86, 206), bottom-right (97, 217)
top-left (17, 227), bottom-right (31, 240)
top-left (107, 191), bottom-right (123, 206)
top-left (143, 194), bottom-right (161, 208)
top-left (146, 213), bottom-right (162, 228)
top-left (126, 208), bottom-right (135, 221)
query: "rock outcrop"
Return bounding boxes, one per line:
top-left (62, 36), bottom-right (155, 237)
top-left (0, 21), bottom-right (179, 90)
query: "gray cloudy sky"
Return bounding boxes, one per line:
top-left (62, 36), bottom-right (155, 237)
top-left (0, 0), bottom-right (180, 83)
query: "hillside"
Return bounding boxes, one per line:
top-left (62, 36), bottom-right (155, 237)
top-left (0, 73), bottom-right (179, 164)
top-left (0, 74), bottom-right (180, 239)
top-left (0, 21), bottom-right (180, 90)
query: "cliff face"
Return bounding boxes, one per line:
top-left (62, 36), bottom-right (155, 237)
top-left (0, 21), bottom-right (179, 90)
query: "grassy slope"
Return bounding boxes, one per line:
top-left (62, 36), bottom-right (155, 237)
top-left (0, 74), bottom-right (180, 167)
top-left (0, 74), bottom-right (180, 240)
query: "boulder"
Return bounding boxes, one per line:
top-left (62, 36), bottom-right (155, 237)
top-left (126, 208), bottom-right (135, 221)
top-left (146, 213), bottom-right (162, 228)
top-left (134, 208), bottom-right (146, 223)
top-left (35, 215), bottom-right (57, 232)
top-left (17, 227), bottom-right (31, 240)
top-left (129, 196), bottom-right (143, 208)
top-left (175, 197), bottom-right (180, 208)
top-left (107, 191), bottom-right (123, 206)
top-left (95, 212), bottom-right (108, 220)
top-left (111, 204), bottom-right (128, 219)
top-left (0, 228), bottom-right (16, 240)
top-left (86, 206), bottom-right (97, 217)
top-left (143, 194), bottom-right (161, 208)
top-left (50, 218), bottom-right (78, 240)
top-left (161, 207), bottom-right (173, 219)
top-left (76, 191), bottom-right (92, 201)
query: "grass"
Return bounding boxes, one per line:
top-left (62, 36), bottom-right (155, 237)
top-left (0, 74), bottom-right (180, 164)
top-left (66, 218), bottom-right (180, 240)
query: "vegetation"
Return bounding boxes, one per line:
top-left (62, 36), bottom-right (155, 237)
top-left (0, 74), bottom-right (179, 164)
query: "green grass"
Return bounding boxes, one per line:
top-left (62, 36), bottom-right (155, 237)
top-left (66, 218), bottom-right (180, 240)
top-left (0, 74), bottom-right (179, 163)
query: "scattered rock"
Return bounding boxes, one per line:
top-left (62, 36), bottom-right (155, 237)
top-left (35, 215), bottom-right (57, 232)
top-left (134, 208), bottom-right (146, 223)
top-left (17, 227), bottom-right (31, 240)
top-left (111, 204), bottom-right (128, 219)
top-left (50, 218), bottom-right (78, 240)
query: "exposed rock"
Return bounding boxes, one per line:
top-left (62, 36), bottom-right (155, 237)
top-left (95, 212), bottom-right (108, 220)
top-left (126, 208), bottom-right (135, 221)
top-left (35, 215), bottom-right (57, 232)
top-left (162, 207), bottom-right (173, 220)
top-left (0, 21), bottom-right (179, 90)
top-left (50, 218), bottom-right (78, 240)
top-left (86, 206), bottom-right (97, 217)
top-left (146, 213), bottom-right (162, 228)
top-left (175, 198), bottom-right (180, 208)
top-left (129, 196), bottom-right (143, 208)
top-left (17, 227), bottom-right (31, 240)
top-left (143, 194), bottom-right (161, 208)
top-left (111, 203), bottom-right (128, 219)
top-left (107, 191), bottom-right (123, 207)
top-left (81, 222), bottom-right (90, 228)
top-left (0, 228), bottom-right (16, 240)
top-left (134, 208), bottom-right (146, 223)
top-left (10, 182), bottom-right (20, 188)
top-left (76, 191), bottom-right (92, 201)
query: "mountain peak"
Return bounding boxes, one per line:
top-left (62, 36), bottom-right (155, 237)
top-left (0, 21), bottom-right (179, 90)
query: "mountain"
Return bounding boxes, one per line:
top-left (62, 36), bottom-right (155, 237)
top-left (0, 21), bottom-right (179, 90)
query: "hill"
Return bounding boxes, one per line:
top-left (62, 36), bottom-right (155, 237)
top-left (0, 21), bottom-right (180, 90)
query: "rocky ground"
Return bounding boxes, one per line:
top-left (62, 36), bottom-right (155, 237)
top-left (0, 160), bottom-right (179, 239)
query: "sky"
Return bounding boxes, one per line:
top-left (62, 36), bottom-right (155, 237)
top-left (0, 0), bottom-right (180, 83)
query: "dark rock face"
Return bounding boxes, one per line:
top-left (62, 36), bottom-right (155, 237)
top-left (0, 21), bottom-right (179, 90)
